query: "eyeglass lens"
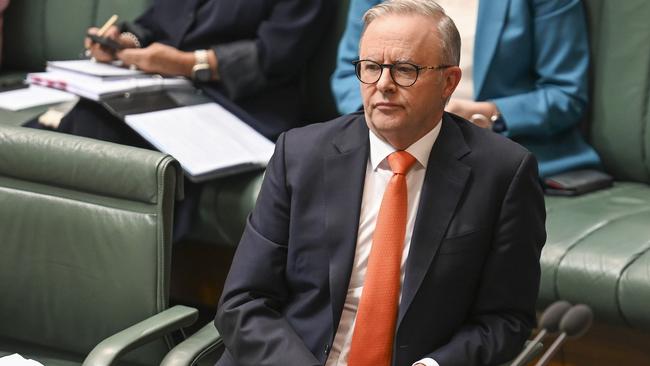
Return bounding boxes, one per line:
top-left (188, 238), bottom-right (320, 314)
top-left (355, 60), bottom-right (419, 87)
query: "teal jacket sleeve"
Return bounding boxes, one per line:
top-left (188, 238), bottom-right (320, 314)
top-left (488, 0), bottom-right (590, 139)
top-left (330, 0), bottom-right (380, 115)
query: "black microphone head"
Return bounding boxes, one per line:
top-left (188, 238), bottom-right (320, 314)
top-left (539, 300), bottom-right (572, 332)
top-left (560, 304), bottom-right (594, 338)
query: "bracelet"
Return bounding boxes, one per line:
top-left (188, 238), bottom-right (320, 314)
top-left (120, 31), bottom-right (141, 48)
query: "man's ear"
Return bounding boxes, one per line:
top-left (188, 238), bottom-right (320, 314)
top-left (442, 66), bottom-right (462, 99)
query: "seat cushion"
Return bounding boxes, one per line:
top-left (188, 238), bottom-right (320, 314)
top-left (542, 182), bottom-right (650, 327)
top-left (188, 169), bottom-right (264, 246)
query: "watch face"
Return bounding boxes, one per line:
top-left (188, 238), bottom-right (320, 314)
top-left (193, 66), bottom-right (211, 82)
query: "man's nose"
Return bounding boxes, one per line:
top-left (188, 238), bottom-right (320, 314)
top-left (376, 67), bottom-right (396, 92)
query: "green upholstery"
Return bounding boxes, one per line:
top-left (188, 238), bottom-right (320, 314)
top-left (540, 0), bottom-right (650, 331)
top-left (2, 0), bottom-right (149, 72)
top-left (0, 125), bottom-right (186, 365)
top-left (586, 0), bottom-right (650, 182)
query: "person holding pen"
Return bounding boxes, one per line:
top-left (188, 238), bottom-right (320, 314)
top-left (40, 0), bottom-right (333, 241)
top-left (73, 0), bottom-right (333, 141)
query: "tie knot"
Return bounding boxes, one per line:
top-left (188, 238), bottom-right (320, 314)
top-left (387, 151), bottom-right (416, 175)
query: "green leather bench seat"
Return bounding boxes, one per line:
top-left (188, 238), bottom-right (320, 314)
top-left (0, 126), bottom-right (182, 365)
top-left (538, 0), bottom-right (650, 332)
top-left (542, 183), bottom-right (650, 327)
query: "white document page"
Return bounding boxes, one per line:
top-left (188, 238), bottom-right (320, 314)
top-left (125, 103), bottom-right (275, 180)
top-left (0, 354), bottom-right (44, 366)
top-left (47, 59), bottom-right (144, 78)
top-left (0, 85), bottom-right (77, 111)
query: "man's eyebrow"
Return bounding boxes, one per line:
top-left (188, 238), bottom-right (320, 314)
top-left (358, 57), bottom-right (416, 64)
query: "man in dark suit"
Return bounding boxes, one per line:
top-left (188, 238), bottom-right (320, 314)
top-left (215, 1), bottom-right (546, 365)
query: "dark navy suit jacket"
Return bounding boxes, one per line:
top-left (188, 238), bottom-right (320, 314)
top-left (126, 0), bottom-right (334, 140)
top-left (215, 112), bottom-right (546, 366)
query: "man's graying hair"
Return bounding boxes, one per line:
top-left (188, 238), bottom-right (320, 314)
top-left (362, 0), bottom-right (461, 66)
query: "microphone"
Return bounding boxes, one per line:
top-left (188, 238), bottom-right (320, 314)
top-left (509, 300), bottom-right (572, 366)
top-left (534, 304), bottom-right (594, 366)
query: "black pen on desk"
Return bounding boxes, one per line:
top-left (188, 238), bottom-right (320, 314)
top-left (84, 14), bottom-right (119, 58)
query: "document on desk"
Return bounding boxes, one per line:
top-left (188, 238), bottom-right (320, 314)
top-left (47, 59), bottom-right (144, 78)
top-left (0, 85), bottom-right (77, 111)
top-left (124, 103), bottom-right (275, 182)
top-left (27, 69), bottom-right (192, 101)
top-left (0, 354), bottom-right (44, 366)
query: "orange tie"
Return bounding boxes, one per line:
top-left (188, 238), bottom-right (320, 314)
top-left (347, 150), bottom-right (417, 366)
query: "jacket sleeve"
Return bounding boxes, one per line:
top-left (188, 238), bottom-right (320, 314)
top-left (215, 133), bottom-right (321, 366)
top-left (428, 153), bottom-right (546, 366)
top-left (492, 0), bottom-right (590, 139)
top-left (214, 0), bottom-right (333, 101)
top-left (121, 5), bottom-right (158, 48)
top-left (331, 0), bottom-right (379, 114)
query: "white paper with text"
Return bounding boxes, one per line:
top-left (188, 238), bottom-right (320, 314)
top-left (124, 103), bottom-right (274, 181)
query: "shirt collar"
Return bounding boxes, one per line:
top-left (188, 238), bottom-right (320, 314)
top-left (369, 119), bottom-right (442, 171)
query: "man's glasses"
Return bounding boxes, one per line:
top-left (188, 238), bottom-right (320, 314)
top-left (352, 59), bottom-right (453, 87)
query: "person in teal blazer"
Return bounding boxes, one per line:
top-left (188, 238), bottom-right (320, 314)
top-left (331, 0), bottom-right (601, 178)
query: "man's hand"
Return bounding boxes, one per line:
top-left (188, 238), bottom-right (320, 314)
top-left (116, 42), bottom-right (195, 76)
top-left (446, 99), bottom-right (499, 129)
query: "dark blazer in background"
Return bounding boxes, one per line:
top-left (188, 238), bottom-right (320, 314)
top-left (215, 112), bottom-right (547, 366)
top-left (125, 0), bottom-right (334, 140)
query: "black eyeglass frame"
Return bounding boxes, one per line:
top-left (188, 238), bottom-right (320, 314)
top-left (352, 59), bottom-right (454, 87)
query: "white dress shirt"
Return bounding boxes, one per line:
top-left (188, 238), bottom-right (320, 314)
top-left (437, 0), bottom-right (479, 101)
top-left (325, 121), bottom-right (442, 366)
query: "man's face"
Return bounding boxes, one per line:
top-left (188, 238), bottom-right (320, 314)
top-left (359, 14), bottom-right (460, 149)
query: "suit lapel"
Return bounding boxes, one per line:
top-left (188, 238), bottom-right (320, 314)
top-left (473, 0), bottom-right (510, 98)
top-left (398, 114), bottom-right (471, 325)
top-left (325, 115), bottom-right (369, 334)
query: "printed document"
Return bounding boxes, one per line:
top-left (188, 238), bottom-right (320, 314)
top-left (125, 103), bottom-right (275, 181)
top-left (0, 354), bottom-right (44, 366)
top-left (27, 69), bottom-right (191, 101)
top-left (0, 85), bottom-right (77, 111)
top-left (47, 59), bottom-right (144, 78)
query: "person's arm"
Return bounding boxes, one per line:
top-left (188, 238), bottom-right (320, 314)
top-left (331, 0), bottom-right (378, 114)
top-left (491, 0), bottom-right (589, 138)
top-left (426, 152), bottom-right (546, 366)
top-left (214, 133), bottom-right (321, 366)
top-left (212, 0), bottom-right (333, 101)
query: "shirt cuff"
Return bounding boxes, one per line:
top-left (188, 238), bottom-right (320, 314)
top-left (412, 358), bottom-right (439, 366)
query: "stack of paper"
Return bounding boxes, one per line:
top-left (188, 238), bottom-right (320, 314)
top-left (125, 103), bottom-right (275, 182)
top-left (0, 85), bottom-right (77, 111)
top-left (27, 60), bottom-right (192, 101)
top-left (0, 354), bottom-right (44, 366)
top-left (47, 60), bottom-right (145, 78)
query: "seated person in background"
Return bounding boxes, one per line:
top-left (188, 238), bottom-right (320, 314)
top-left (47, 0), bottom-right (333, 143)
top-left (215, 1), bottom-right (545, 365)
top-left (32, 0), bottom-right (333, 240)
top-left (332, 0), bottom-right (601, 178)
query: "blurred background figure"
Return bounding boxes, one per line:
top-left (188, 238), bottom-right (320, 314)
top-left (51, 0), bottom-right (333, 143)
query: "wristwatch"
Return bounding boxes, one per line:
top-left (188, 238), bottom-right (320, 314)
top-left (191, 49), bottom-right (212, 82)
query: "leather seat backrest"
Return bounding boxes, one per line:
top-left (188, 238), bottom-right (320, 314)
top-left (583, 0), bottom-right (650, 182)
top-left (3, 0), bottom-right (151, 71)
top-left (0, 125), bottom-right (179, 365)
